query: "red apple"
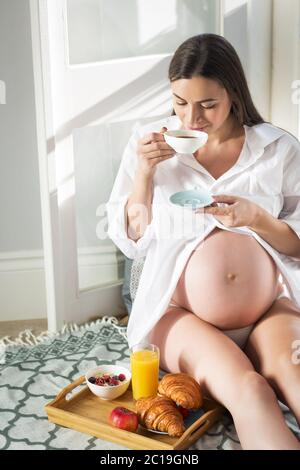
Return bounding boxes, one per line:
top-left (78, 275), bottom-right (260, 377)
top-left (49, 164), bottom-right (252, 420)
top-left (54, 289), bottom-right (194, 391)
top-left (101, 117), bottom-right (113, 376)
top-left (109, 407), bottom-right (138, 432)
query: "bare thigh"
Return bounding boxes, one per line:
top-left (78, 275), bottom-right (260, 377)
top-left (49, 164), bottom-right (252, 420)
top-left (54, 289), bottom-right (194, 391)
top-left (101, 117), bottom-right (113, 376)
top-left (148, 305), bottom-right (257, 411)
top-left (244, 296), bottom-right (300, 384)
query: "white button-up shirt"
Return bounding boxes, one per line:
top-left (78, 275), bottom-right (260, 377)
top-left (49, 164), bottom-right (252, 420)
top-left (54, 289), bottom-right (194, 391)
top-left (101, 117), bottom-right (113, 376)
top-left (106, 115), bottom-right (300, 348)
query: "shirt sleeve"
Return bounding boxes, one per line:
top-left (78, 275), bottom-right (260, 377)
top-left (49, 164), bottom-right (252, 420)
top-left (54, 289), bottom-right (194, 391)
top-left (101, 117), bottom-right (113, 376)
top-left (105, 127), bottom-right (155, 259)
top-left (278, 137), bottom-right (300, 239)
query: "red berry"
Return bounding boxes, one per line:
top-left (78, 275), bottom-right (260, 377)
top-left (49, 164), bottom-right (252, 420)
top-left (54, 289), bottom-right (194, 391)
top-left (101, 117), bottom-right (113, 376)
top-left (93, 371), bottom-right (127, 386)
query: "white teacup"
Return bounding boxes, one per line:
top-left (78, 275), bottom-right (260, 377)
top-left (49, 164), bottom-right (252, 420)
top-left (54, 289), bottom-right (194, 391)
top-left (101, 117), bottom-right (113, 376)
top-left (164, 129), bottom-right (208, 154)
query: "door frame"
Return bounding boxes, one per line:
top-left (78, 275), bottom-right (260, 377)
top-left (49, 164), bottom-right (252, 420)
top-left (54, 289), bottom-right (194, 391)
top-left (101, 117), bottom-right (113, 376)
top-left (30, 0), bottom-right (63, 331)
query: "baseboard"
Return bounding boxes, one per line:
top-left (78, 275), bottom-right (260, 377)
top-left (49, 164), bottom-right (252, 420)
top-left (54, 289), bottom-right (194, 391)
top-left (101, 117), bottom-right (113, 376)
top-left (0, 247), bottom-right (125, 322)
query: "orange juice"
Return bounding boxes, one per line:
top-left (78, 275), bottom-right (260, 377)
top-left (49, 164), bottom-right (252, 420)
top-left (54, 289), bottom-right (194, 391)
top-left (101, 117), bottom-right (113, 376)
top-left (130, 348), bottom-right (159, 400)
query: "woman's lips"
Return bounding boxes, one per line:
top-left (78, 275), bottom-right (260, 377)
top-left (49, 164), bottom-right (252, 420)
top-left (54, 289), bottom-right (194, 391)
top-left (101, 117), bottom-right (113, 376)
top-left (188, 125), bottom-right (209, 131)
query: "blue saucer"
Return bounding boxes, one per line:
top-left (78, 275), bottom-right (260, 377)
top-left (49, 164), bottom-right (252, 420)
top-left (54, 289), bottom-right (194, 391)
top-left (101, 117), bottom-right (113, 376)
top-left (169, 189), bottom-right (213, 209)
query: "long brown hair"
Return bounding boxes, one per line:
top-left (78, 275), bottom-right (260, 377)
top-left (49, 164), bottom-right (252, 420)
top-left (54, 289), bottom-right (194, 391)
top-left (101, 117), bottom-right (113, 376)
top-left (168, 34), bottom-right (264, 127)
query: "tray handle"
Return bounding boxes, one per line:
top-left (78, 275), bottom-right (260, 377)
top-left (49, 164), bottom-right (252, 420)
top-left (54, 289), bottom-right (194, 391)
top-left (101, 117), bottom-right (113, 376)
top-left (53, 375), bottom-right (86, 404)
top-left (174, 407), bottom-right (221, 449)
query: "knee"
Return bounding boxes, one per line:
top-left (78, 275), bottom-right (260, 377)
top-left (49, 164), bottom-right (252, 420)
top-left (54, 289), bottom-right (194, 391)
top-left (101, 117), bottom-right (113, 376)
top-left (276, 350), bottom-right (300, 380)
top-left (262, 350), bottom-right (300, 383)
top-left (238, 371), bottom-right (276, 406)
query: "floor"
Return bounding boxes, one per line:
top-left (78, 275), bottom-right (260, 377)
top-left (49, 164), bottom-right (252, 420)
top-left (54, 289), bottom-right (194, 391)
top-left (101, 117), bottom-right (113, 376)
top-left (0, 319), bottom-right (48, 339)
top-left (0, 315), bottom-right (129, 340)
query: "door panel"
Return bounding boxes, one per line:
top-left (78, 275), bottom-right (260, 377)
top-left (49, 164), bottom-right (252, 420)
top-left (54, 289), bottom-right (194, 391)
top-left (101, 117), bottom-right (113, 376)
top-left (66, 0), bottom-right (219, 64)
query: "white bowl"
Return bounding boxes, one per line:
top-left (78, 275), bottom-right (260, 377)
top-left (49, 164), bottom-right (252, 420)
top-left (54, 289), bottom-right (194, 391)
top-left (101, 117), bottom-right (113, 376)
top-left (164, 129), bottom-right (208, 154)
top-left (85, 364), bottom-right (131, 400)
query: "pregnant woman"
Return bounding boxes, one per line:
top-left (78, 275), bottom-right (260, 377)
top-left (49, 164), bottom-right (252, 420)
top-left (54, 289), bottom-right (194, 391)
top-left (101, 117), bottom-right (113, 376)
top-left (106, 34), bottom-right (300, 449)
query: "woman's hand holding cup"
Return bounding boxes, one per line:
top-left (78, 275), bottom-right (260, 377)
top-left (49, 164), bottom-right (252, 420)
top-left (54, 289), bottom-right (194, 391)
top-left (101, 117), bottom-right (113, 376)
top-left (136, 127), bottom-right (175, 177)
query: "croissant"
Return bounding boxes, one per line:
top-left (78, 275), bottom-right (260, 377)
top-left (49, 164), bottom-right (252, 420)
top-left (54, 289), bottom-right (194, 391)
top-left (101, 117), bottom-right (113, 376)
top-left (158, 373), bottom-right (203, 409)
top-left (136, 395), bottom-right (185, 437)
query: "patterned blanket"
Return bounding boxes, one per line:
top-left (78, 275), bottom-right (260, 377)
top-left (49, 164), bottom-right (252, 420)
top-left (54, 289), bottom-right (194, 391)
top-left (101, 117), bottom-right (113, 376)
top-left (0, 317), bottom-right (299, 450)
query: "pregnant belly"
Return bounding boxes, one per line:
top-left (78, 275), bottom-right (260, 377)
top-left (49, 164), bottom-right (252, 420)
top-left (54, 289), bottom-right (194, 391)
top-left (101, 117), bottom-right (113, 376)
top-left (171, 228), bottom-right (281, 329)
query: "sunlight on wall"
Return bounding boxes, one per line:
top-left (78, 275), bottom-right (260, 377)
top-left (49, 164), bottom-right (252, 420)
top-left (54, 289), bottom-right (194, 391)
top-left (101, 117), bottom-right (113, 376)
top-left (57, 176), bottom-right (75, 207)
top-left (137, 0), bottom-right (177, 47)
top-left (224, 0), bottom-right (248, 14)
top-left (67, 0), bottom-right (218, 64)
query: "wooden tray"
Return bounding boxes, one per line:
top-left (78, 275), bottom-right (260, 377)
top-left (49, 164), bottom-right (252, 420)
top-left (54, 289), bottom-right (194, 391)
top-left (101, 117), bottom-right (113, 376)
top-left (45, 375), bottom-right (224, 450)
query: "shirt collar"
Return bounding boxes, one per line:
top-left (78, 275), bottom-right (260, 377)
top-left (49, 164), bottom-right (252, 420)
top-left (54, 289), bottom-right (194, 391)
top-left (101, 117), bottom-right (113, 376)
top-left (245, 122), bottom-right (286, 156)
top-left (237, 123), bottom-right (286, 171)
top-left (172, 119), bottom-right (286, 177)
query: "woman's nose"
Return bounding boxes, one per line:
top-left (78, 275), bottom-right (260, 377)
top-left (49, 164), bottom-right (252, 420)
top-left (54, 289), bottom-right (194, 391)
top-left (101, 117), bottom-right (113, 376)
top-left (186, 106), bottom-right (203, 127)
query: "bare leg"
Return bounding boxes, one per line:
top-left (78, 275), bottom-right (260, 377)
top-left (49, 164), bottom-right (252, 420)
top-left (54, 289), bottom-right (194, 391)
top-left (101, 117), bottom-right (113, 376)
top-left (149, 307), bottom-right (300, 450)
top-left (244, 296), bottom-right (300, 428)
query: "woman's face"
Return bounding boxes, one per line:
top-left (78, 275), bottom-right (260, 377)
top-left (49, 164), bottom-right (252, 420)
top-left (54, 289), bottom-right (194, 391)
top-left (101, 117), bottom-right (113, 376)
top-left (171, 75), bottom-right (233, 134)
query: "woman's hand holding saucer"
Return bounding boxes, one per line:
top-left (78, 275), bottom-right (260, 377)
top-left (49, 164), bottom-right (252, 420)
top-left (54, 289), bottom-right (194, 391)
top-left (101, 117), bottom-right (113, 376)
top-left (195, 194), bottom-right (260, 228)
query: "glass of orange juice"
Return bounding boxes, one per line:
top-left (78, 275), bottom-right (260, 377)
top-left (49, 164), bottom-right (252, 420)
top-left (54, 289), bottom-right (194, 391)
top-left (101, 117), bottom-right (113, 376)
top-left (130, 343), bottom-right (160, 400)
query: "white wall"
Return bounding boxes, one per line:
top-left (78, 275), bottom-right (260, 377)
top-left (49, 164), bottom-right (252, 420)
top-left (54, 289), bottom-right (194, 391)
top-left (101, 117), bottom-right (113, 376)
top-left (224, 0), bottom-right (300, 137)
top-left (0, 0), bottom-right (46, 322)
top-left (271, 0), bottom-right (300, 138)
top-left (224, 0), bottom-right (272, 122)
top-left (224, 0), bottom-right (248, 72)
top-left (0, 0), bottom-right (43, 252)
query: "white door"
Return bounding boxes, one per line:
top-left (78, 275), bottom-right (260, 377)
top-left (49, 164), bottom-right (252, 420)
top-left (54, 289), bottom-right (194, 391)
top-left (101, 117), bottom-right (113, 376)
top-left (30, 0), bottom-right (221, 331)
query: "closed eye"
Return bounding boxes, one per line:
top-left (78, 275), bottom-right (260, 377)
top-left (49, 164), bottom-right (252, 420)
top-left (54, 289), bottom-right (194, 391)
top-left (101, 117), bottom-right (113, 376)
top-left (176, 102), bottom-right (216, 109)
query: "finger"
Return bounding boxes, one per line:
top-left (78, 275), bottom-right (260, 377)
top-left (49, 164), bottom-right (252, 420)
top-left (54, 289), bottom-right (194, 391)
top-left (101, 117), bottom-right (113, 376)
top-left (195, 201), bottom-right (217, 212)
top-left (140, 129), bottom-right (168, 145)
top-left (196, 206), bottom-right (231, 216)
top-left (147, 150), bottom-right (175, 160)
top-left (151, 154), bottom-right (175, 163)
top-left (140, 141), bottom-right (173, 153)
top-left (149, 141), bottom-right (173, 152)
top-left (212, 194), bottom-right (237, 205)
